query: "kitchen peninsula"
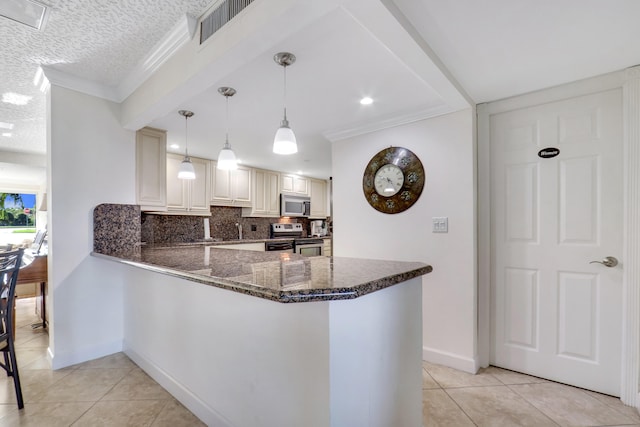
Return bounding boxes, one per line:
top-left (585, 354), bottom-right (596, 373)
top-left (92, 204), bottom-right (432, 426)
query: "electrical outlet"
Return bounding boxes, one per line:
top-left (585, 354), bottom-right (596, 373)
top-left (432, 217), bottom-right (448, 233)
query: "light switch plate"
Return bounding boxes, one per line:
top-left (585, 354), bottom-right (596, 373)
top-left (432, 217), bottom-right (448, 233)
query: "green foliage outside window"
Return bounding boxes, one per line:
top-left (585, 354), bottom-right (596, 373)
top-left (0, 193), bottom-right (36, 228)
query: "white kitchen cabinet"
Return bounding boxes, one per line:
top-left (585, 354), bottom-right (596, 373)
top-left (214, 242), bottom-right (265, 251)
top-left (281, 173), bottom-right (309, 196)
top-left (242, 168), bottom-right (280, 217)
top-left (136, 127), bottom-right (167, 211)
top-left (309, 178), bottom-right (328, 218)
top-left (166, 153), bottom-right (211, 215)
top-left (323, 238), bottom-right (332, 257)
top-left (210, 161), bottom-right (252, 207)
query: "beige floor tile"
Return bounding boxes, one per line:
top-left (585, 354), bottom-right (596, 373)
top-left (33, 368), bottom-right (132, 403)
top-left (582, 389), bottom-right (640, 423)
top-left (423, 389), bottom-right (475, 427)
top-left (510, 383), bottom-right (638, 426)
top-left (422, 368), bottom-right (440, 389)
top-left (102, 368), bottom-right (173, 401)
top-left (484, 366), bottom-right (548, 385)
top-left (14, 348), bottom-right (48, 368)
top-left (17, 368), bottom-right (74, 402)
top-left (0, 402), bottom-right (93, 426)
top-left (16, 333), bottom-right (49, 349)
top-left (151, 399), bottom-right (207, 427)
top-left (424, 361), bottom-right (502, 388)
top-left (72, 352), bottom-right (137, 370)
top-left (447, 385), bottom-right (558, 426)
top-left (72, 399), bottom-right (167, 427)
top-left (20, 354), bottom-right (51, 370)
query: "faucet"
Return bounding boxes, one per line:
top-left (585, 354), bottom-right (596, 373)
top-left (235, 223), bottom-right (243, 240)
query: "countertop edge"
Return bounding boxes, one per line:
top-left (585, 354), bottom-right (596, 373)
top-left (91, 252), bottom-right (432, 304)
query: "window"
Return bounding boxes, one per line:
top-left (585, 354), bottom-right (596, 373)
top-left (0, 193), bottom-right (36, 229)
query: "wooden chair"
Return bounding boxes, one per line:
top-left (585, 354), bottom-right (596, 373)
top-left (0, 248), bottom-right (25, 409)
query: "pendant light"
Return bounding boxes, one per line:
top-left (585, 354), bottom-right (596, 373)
top-left (177, 110), bottom-right (196, 179)
top-left (217, 87), bottom-right (238, 170)
top-left (273, 52), bottom-right (297, 155)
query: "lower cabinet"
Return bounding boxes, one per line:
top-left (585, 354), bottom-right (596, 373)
top-left (166, 153), bottom-right (211, 215)
top-left (214, 242), bottom-right (265, 251)
top-left (323, 238), bottom-right (332, 257)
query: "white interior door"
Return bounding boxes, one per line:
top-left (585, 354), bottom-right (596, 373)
top-left (490, 89), bottom-right (623, 396)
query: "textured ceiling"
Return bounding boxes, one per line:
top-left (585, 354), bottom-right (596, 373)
top-left (0, 0), bottom-right (212, 157)
top-left (3, 0), bottom-right (640, 188)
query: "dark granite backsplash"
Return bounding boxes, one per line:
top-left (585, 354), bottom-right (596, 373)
top-left (141, 206), bottom-right (314, 243)
top-left (93, 204), bottom-right (141, 255)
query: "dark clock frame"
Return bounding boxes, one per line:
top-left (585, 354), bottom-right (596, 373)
top-left (362, 146), bottom-right (425, 214)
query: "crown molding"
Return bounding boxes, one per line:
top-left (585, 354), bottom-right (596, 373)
top-left (116, 14), bottom-right (197, 101)
top-left (41, 66), bottom-right (119, 102)
top-left (42, 14), bottom-right (197, 104)
top-left (322, 103), bottom-right (459, 142)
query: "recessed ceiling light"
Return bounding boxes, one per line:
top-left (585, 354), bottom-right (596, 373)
top-left (0, 122), bottom-right (15, 130)
top-left (169, 144), bottom-right (179, 149)
top-left (0, 0), bottom-right (48, 30)
top-left (2, 92), bottom-right (32, 106)
top-left (2, 133), bottom-right (11, 137)
top-left (360, 97), bottom-right (373, 105)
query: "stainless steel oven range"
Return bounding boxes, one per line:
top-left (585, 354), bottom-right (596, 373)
top-left (269, 223), bottom-right (324, 257)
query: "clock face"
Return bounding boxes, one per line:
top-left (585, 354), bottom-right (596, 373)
top-left (362, 147), bottom-right (425, 214)
top-left (374, 164), bottom-right (404, 196)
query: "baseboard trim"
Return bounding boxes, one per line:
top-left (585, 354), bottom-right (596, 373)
top-left (123, 343), bottom-right (233, 427)
top-left (423, 346), bottom-right (479, 374)
top-left (50, 340), bottom-right (123, 370)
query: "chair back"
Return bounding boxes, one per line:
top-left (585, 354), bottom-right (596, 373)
top-left (0, 249), bottom-right (24, 339)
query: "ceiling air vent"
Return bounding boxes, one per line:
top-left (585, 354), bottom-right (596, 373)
top-left (200, 0), bottom-right (255, 45)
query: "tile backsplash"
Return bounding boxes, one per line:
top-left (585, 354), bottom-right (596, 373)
top-left (141, 206), bottom-right (314, 243)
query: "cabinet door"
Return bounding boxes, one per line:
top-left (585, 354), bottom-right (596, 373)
top-left (265, 170), bottom-right (281, 215)
top-left (210, 161), bottom-right (233, 204)
top-left (309, 178), bottom-right (328, 218)
top-left (136, 127), bottom-right (167, 210)
top-left (189, 157), bottom-right (210, 212)
top-left (166, 153), bottom-right (188, 210)
top-left (281, 174), bottom-right (309, 195)
top-left (249, 169), bottom-right (280, 217)
top-left (210, 162), bottom-right (252, 207)
top-left (232, 166), bottom-right (252, 206)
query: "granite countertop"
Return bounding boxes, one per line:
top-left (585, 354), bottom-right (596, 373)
top-left (160, 236), bottom-right (332, 247)
top-left (93, 245), bottom-right (431, 303)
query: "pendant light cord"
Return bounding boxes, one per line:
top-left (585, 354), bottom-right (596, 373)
top-left (225, 95), bottom-right (230, 146)
top-left (184, 115), bottom-right (189, 157)
top-left (283, 65), bottom-right (288, 122)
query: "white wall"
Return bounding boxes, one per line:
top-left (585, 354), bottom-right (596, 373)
top-left (47, 85), bottom-right (135, 368)
top-left (332, 109), bottom-right (478, 371)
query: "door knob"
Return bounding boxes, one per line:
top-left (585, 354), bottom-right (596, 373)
top-left (589, 256), bottom-right (618, 268)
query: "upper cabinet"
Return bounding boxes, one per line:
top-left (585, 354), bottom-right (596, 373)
top-left (309, 178), bottom-right (328, 218)
top-left (281, 174), bottom-right (309, 196)
top-left (210, 162), bottom-right (252, 207)
top-left (166, 153), bottom-right (211, 215)
top-left (243, 168), bottom-right (280, 217)
top-left (136, 127), bottom-right (167, 211)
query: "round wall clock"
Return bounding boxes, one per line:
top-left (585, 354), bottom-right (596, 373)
top-left (362, 146), bottom-right (425, 214)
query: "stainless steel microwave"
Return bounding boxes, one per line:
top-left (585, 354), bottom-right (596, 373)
top-left (280, 194), bottom-right (310, 217)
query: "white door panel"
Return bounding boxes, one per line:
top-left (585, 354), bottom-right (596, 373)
top-left (491, 89), bottom-right (623, 396)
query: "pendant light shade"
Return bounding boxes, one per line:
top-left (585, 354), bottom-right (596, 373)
top-left (273, 52), bottom-right (297, 155)
top-left (178, 110), bottom-right (196, 180)
top-left (217, 87), bottom-right (238, 170)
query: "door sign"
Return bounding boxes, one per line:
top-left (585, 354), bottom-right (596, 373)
top-left (538, 147), bottom-right (560, 158)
